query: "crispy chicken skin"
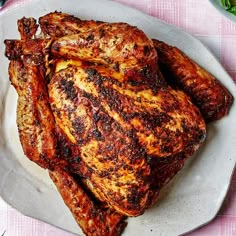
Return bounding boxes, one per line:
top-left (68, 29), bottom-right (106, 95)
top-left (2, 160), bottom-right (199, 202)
top-left (4, 11), bottom-right (233, 236)
top-left (50, 168), bottom-right (127, 236)
top-left (39, 12), bottom-right (104, 37)
top-left (50, 23), bottom-right (157, 75)
top-left (8, 57), bottom-right (57, 169)
top-left (152, 39), bottom-right (233, 122)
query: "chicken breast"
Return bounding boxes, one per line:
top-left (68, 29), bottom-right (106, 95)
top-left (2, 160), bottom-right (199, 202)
top-left (48, 56), bottom-right (206, 216)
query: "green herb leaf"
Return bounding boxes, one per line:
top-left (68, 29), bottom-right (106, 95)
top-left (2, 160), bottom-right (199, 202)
top-left (221, 0), bottom-right (236, 15)
top-left (221, 0), bottom-right (232, 9)
top-left (227, 5), bottom-right (236, 15)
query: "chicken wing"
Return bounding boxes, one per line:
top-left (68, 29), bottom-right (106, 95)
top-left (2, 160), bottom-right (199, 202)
top-left (50, 168), bottom-right (127, 236)
top-left (152, 39), bottom-right (233, 122)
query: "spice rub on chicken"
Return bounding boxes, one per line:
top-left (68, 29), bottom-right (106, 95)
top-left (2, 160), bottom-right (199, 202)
top-left (4, 12), bottom-right (233, 236)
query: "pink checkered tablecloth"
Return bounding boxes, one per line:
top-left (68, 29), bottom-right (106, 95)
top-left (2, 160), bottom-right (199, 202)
top-left (0, 0), bottom-right (236, 235)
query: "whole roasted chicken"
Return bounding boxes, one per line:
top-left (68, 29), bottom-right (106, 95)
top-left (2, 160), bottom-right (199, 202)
top-left (4, 12), bottom-right (233, 236)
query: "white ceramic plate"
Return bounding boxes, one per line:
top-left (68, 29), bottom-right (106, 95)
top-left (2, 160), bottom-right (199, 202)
top-left (0, 0), bottom-right (236, 235)
top-left (209, 0), bottom-right (236, 23)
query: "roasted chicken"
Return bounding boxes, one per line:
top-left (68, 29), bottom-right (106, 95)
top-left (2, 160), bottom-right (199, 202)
top-left (4, 12), bottom-right (233, 236)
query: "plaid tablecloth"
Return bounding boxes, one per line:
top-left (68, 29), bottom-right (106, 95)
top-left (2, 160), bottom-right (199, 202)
top-left (0, 0), bottom-right (236, 235)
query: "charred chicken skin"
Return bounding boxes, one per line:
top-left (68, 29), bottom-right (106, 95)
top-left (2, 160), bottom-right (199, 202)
top-left (4, 12), bottom-right (233, 236)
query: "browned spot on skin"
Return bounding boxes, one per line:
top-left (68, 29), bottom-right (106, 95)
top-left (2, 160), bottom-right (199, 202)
top-left (72, 117), bottom-right (86, 136)
top-left (58, 79), bottom-right (77, 100)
